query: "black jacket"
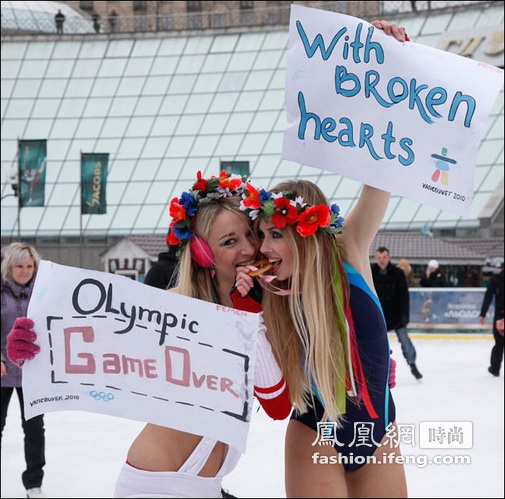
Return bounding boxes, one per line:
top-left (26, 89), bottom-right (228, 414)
top-left (144, 251), bottom-right (178, 290)
top-left (420, 270), bottom-right (447, 287)
top-left (371, 262), bottom-right (410, 331)
top-left (480, 270), bottom-right (504, 319)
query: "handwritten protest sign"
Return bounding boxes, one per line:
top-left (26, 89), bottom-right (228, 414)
top-left (282, 5), bottom-right (504, 215)
top-left (23, 261), bottom-right (261, 453)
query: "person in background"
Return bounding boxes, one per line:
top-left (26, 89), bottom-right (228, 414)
top-left (91, 10), bottom-right (101, 34)
top-left (479, 260), bottom-right (504, 377)
top-left (373, 248), bottom-right (422, 380)
top-left (1, 243), bottom-right (46, 499)
top-left (397, 257), bottom-right (416, 287)
top-left (108, 9), bottom-right (119, 33)
top-left (54, 9), bottom-right (65, 35)
top-left (144, 236), bottom-right (178, 290)
top-left (420, 259), bottom-right (447, 287)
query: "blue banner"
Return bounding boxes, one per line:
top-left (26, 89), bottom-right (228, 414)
top-left (409, 288), bottom-right (494, 326)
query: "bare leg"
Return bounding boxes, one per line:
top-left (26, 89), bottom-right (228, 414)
top-left (285, 419), bottom-right (347, 498)
top-left (345, 421), bottom-right (408, 498)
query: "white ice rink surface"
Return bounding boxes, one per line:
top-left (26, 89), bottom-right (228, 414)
top-left (1, 336), bottom-right (503, 498)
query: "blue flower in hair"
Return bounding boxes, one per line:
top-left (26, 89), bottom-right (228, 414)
top-left (331, 204), bottom-right (340, 215)
top-left (329, 204), bottom-right (345, 230)
top-left (259, 190), bottom-right (272, 202)
top-left (179, 191), bottom-right (198, 216)
top-left (172, 224), bottom-right (194, 241)
top-left (334, 216), bottom-right (345, 228)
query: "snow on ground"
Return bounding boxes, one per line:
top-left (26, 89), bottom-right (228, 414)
top-left (1, 336), bottom-right (503, 498)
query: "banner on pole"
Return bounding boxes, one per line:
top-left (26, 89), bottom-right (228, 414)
top-left (81, 153), bottom-right (108, 215)
top-left (18, 139), bottom-right (47, 207)
top-left (282, 5), bottom-right (504, 215)
top-left (23, 261), bottom-right (260, 452)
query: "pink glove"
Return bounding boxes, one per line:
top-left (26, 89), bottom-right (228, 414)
top-left (389, 350), bottom-right (397, 389)
top-left (7, 318), bottom-right (40, 367)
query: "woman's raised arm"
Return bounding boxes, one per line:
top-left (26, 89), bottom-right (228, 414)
top-left (340, 185), bottom-right (390, 277)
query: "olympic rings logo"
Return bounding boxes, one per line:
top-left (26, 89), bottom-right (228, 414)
top-left (89, 390), bottom-right (114, 401)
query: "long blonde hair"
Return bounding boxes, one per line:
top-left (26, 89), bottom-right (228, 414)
top-left (262, 180), bottom-right (349, 424)
top-left (175, 196), bottom-right (251, 304)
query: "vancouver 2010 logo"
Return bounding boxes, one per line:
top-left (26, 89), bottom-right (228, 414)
top-left (430, 147), bottom-right (457, 186)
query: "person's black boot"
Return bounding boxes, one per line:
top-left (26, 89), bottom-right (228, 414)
top-left (410, 362), bottom-right (423, 379)
top-left (488, 366), bottom-right (500, 377)
top-left (221, 488), bottom-right (237, 498)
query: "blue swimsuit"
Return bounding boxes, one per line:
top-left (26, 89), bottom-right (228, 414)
top-left (291, 263), bottom-right (395, 472)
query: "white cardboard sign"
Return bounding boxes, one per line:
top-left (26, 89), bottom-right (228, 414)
top-left (23, 261), bottom-right (260, 453)
top-left (282, 5), bottom-right (504, 215)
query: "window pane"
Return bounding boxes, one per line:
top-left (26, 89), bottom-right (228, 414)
top-left (46, 60), bottom-right (74, 78)
top-left (97, 58), bottom-right (127, 77)
top-left (125, 117), bottom-right (155, 137)
top-left (131, 159), bottom-right (160, 181)
top-left (75, 118), bottom-right (104, 138)
top-left (89, 78), bottom-right (120, 97)
top-left (50, 119), bottom-right (79, 139)
top-left (83, 98), bottom-right (112, 118)
top-left (38, 80), bottom-right (67, 98)
top-left (65, 79), bottom-right (94, 97)
top-left (151, 115), bottom-right (179, 137)
top-left (193, 73), bottom-right (222, 93)
top-left (95, 118), bottom-right (128, 137)
top-left (175, 114), bottom-right (204, 135)
top-left (116, 76), bottom-right (146, 97)
top-left (10, 79), bottom-right (39, 98)
top-left (143, 137), bottom-right (170, 158)
top-left (124, 57), bottom-right (153, 76)
top-left (58, 99), bottom-right (86, 118)
top-left (201, 53), bottom-right (231, 72)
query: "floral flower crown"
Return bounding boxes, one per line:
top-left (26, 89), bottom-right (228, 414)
top-left (166, 170), bottom-right (249, 257)
top-left (239, 184), bottom-right (344, 237)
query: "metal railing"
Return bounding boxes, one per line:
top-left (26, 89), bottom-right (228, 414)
top-left (0, 1), bottom-right (493, 37)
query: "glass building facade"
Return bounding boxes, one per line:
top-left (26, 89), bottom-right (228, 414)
top-left (1, 2), bottom-right (503, 248)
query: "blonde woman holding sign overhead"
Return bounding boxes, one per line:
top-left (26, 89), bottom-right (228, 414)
top-left (236, 178), bottom-right (407, 498)
top-left (235, 22), bottom-right (409, 499)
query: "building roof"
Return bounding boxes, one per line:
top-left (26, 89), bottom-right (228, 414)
top-left (115, 232), bottom-right (501, 266)
top-left (370, 232), bottom-right (505, 265)
top-left (441, 237), bottom-right (505, 259)
top-left (127, 235), bottom-right (167, 258)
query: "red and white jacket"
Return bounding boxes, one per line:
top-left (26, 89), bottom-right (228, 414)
top-left (254, 324), bottom-right (291, 420)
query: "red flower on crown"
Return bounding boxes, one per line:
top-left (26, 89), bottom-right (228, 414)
top-left (218, 170), bottom-right (242, 190)
top-left (272, 197), bottom-right (298, 229)
top-left (166, 221), bottom-right (181, 245)
top-left (243, 183), bottom-right (261, 210)
top-left (193, 171), bottom-right (208, 192)
top-left (169, 198), bottom-right (186, 221)
top-left (296, 204), bottom-right (331, 237)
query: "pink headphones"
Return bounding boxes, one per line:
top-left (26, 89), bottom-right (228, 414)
top-left (190, 236), bottom-right (215, 268)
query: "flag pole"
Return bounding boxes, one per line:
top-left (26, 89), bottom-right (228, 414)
top-left (17, 138), bottom-right (21, 239)
top-left (79, 150), bottom-right (83, 268)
